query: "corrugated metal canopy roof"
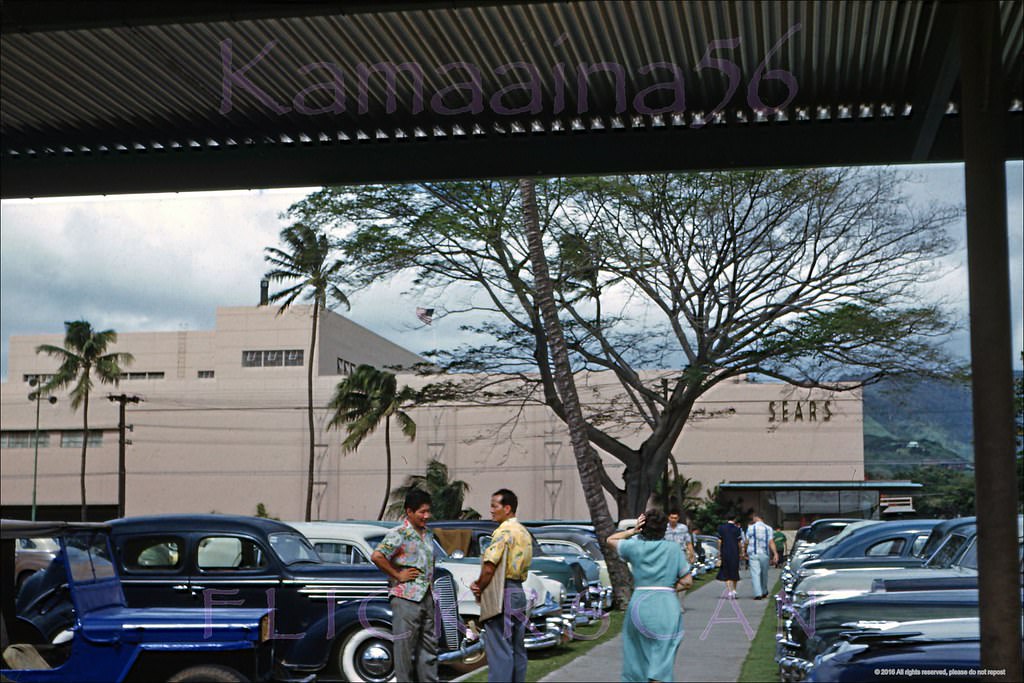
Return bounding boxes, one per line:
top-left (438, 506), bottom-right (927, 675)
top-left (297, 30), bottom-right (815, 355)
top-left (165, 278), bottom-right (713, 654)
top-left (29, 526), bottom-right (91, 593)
top-left (1, 0), bottom-right (1021, 197)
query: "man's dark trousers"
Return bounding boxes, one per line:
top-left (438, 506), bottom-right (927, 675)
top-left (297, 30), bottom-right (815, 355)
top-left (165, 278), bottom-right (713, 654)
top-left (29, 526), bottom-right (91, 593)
top-left (482, 581), bottom-right (528, 683)
top-left (390, 593), bottom-right (438, 682)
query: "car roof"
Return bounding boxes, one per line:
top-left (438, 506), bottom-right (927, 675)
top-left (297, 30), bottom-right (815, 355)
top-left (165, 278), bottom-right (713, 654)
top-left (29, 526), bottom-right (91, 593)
top-left (429, 520), bottom-right (498, 529)
top-left (531, 526), bottom-right (598, 537)
top-left (930, 517), bottom-right (977, 534)
top-left (809, 518), bottom-right (863, 527)
top-left (1, 519), bottom-right (110, 540)
top-left (287, 521), bottom-right (393, 540)
top-left (841, 519), bottom-right (942, 537)
top-left (107, 514), bottom-right (299, 535)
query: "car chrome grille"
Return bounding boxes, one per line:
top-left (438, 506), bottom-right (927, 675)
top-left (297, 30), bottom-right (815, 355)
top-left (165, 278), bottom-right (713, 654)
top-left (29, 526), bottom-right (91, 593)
top-left (433, 573), bottom-right (460, 651)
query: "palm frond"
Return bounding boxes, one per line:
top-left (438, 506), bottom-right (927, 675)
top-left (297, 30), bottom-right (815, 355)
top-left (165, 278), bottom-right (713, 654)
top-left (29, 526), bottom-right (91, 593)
top-left (396, 411), bottom-right (416, 439)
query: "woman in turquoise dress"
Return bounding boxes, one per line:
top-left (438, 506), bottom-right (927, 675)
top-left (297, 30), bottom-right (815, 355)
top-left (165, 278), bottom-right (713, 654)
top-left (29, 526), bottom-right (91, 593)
top-left (609, 509), bottom-right (692, 682)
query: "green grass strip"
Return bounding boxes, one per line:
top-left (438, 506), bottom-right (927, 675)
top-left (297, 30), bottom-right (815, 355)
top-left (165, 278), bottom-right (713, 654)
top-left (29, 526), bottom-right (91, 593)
top-left (737, 577), bottom-right (783, 683)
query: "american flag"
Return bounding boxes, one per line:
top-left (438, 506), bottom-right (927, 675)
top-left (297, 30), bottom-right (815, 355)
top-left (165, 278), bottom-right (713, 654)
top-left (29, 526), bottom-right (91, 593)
top-left (416, 307), bottom-right (435, 325)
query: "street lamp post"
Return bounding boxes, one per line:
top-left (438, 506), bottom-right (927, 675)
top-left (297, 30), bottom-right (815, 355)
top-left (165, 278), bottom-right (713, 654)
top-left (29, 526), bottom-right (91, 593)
top-left (28, 377), bottom-right (58, 521)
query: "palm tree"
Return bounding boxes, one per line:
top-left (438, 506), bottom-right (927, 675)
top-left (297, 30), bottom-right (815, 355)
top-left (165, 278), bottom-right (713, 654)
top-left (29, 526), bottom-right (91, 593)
top-left (518, 178), bottom-right (632, 605)
top-left (36, 320), bottom-right (133, 521)
top-left (654, 456), bottom-right (703, 514)
top-left (327, 364), bottom-right (417, 520)
top-left (386, 459), bottom-right (481, 520)
top-left (265, 223), bottom-right (350, 522)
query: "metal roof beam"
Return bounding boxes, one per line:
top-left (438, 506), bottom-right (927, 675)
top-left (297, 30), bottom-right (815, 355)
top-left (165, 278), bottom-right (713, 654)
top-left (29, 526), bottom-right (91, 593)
top-left (4, 115), bottom-right (1021, 199)
top-left (910, 2), bottom-right (961, 161)
top-left (0, 1), bottom-right (538, 34)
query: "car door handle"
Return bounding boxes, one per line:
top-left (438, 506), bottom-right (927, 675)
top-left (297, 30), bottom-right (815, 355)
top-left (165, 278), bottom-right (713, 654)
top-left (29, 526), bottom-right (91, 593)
top-left (191, 585), bottom-right (206, 592)
top-left (172, 584), bottom-right (190, 591)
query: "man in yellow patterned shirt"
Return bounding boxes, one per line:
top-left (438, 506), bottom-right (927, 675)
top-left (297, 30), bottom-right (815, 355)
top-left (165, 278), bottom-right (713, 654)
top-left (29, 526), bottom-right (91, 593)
top-left (470, 489), bottom-right (533, 683)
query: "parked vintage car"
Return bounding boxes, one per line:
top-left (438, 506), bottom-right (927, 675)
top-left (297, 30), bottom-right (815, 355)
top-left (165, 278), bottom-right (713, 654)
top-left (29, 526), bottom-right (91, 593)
top-left (429, 520), bottom-right (610, 621)
top-left (693, 534), bottom-right (721, 573)
top-left (784, 516), bottom-right (1021, 606)
top-left (790, 518), bottom-right (862, 557)
top-left (782, 519), bottom-right (939, 591)
top-left (805, 618), bottom-right (981, 682)
top-left (14, 537), bottom-right (59, 591)
top-left (106, 515), bottom-right (479, 683)
top-left (776, 588), bottom-right (980, 680)
top-left (529, 525), bottom-right (613, 604)
top-left (287, 521), bottom-right (573, 653)
top-left (785, 517), bottom-right (980, 588)
top-left (786, 520), bottom-right (882, 577)
top-left (2, 519), bottom-right (277, 683)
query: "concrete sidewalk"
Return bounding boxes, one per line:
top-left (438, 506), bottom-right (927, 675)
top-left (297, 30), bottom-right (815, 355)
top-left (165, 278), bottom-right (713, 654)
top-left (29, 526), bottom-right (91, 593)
top-left (538, 566), bottom-right (780, 682)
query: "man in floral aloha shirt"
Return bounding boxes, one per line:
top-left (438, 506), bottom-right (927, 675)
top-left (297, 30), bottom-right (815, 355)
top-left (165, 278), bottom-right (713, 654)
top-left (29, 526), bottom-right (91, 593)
top-left (372, 488), bottom-right (437, 682)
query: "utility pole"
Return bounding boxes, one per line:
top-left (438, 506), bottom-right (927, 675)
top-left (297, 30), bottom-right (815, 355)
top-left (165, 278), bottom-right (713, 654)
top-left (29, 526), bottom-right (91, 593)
top-left (109, 393), bottom-right (141, 518)
top-left (28, 378), bottom-right (58, 521)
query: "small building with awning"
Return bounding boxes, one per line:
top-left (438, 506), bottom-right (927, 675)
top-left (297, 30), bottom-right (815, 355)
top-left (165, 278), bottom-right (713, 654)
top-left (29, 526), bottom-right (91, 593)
top-left (719, 480), bottom-right (923, 530)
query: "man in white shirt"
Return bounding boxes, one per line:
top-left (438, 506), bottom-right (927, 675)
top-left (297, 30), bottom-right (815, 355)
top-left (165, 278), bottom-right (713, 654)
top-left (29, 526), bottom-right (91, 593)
top-left (743, 512), bottom-right (779, 599)
top-left (665, 509), bottom-right (696, 612)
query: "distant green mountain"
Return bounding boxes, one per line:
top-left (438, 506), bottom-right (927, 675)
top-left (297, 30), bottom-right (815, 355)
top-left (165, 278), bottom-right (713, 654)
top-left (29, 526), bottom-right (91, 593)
top-left (863, 377), bottom-right (974, 478)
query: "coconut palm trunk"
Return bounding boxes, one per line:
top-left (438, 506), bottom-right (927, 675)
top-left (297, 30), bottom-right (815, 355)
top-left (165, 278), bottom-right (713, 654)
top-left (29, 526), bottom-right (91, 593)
top-left (79, 386), bottom-right (90, 521)
top-left (305, 302), bottom-right (319, 522)
top-left (379, 415), bottom-right (392, 521)
top-left (518, 178), bottom-right (633, 605)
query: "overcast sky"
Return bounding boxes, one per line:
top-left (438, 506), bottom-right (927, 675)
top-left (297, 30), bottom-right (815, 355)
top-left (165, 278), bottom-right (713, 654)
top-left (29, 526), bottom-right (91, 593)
top-left (1, 162), bottom-right (1022, 382)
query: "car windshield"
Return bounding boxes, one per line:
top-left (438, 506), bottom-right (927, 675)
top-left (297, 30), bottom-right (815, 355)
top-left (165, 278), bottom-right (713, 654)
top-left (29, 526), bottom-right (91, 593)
top-left (268, 532), bottom-right (322, 565)
top-left (926, 533), bottom-right (970, 568)
top-left (958, 540), bottom-right (978, 570)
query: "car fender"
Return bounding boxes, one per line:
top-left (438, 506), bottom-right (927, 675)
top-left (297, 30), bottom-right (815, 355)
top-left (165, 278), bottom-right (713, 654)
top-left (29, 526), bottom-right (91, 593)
top-left (280, 597), bottom-right (393, 670)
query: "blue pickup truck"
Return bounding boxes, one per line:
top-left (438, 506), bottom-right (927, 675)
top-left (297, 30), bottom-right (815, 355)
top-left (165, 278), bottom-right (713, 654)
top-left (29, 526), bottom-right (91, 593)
top-left (2, 519), bottom-right (277, 683)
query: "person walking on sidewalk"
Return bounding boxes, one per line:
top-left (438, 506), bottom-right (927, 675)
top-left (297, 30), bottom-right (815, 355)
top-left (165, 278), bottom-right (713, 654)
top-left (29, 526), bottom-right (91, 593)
top-left (773, 527), bottom-right (788, 567)
top-left (470, 489), bottom-right (533, 683)
top-left (744, 512), bottom-right (779, 600)
top-left (371, 488), bottom-right (438, 683)
top-left (716, 515), bottom-right (743, 598)
top-left (665, 509), bottom-right (696, 613)
top-left (609, 509), bottom-right (692, 683)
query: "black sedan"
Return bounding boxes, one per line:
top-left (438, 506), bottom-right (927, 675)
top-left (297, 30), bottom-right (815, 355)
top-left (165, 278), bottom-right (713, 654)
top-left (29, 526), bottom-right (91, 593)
top-left (107, 514), bottom-right (478, 683)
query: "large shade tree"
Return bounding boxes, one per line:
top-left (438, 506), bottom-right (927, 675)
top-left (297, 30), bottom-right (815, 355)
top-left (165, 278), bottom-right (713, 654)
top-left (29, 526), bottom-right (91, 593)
top-left (287, 169), bottom-right (961, 521)
top-left (264, 223), bottom-right (350, 521)
top-left (36, 320), bottom-right (133, 521)
top-left (327, 364), bottom-right (417, 520)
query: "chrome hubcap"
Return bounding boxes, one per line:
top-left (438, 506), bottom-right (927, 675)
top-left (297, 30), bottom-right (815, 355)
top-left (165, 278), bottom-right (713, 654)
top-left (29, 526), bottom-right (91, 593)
top-left (359, 640), bottom-right (393, 681)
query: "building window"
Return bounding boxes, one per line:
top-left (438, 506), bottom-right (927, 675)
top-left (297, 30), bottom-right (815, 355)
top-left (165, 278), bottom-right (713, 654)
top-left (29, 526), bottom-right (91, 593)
top-left (1, 431), bottom-right (50, 448)
top-left (337, 358), bottom-right (356, 375)
top-left (23, 373), bottom-right (56, 384)
top-left (243, 349), bottom-right (303, 368)
top-left (61, 430), bottom-right (103, 448)
top-left (242, 351), bottom-right (263, 367)
top-left (118, 371), bottom-right (165, 380)
top-left (197, 370), bottom-right (215, 379)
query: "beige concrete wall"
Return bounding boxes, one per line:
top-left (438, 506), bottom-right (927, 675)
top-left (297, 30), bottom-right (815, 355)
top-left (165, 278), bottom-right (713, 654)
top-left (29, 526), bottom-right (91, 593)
top-left (1, 309), bottom-right (863, 522)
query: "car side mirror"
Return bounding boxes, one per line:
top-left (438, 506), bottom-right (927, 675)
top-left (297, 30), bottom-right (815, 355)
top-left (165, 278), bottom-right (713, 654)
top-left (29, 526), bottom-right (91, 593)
top-left (451, 550), bottom-right (465, 560)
